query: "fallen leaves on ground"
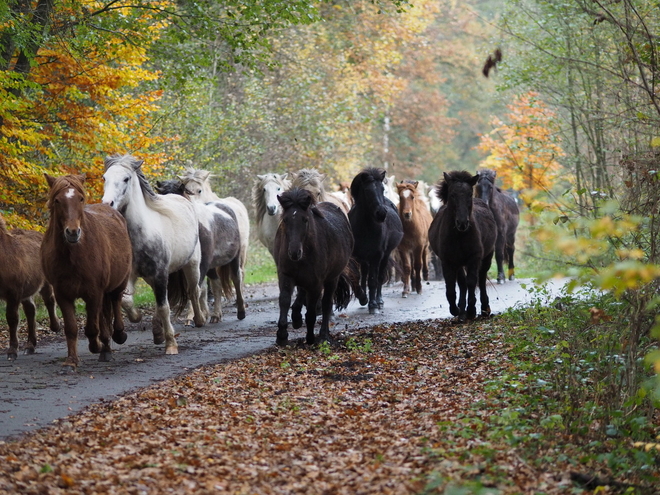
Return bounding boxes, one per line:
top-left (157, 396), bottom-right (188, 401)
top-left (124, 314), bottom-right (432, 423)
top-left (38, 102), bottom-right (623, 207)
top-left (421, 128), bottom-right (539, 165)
top-left (0, 320), bottom-right (581, 494)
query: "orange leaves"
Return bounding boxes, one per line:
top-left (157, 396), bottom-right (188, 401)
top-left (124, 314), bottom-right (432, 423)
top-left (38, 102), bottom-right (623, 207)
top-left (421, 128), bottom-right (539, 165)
top-left (478, 91), bottom-right (565, 199)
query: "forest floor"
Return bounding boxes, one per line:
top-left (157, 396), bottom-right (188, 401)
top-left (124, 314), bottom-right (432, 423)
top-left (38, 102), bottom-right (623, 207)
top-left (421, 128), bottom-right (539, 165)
top-left (0, 279), bottom-right (656, 494)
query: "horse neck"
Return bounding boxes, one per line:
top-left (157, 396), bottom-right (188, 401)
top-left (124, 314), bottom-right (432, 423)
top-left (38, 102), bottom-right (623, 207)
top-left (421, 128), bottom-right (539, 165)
top-left (122, 178), bottom-right (152, 224)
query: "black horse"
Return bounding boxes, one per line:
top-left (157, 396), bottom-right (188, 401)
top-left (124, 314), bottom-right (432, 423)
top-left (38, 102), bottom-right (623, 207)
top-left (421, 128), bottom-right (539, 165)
top-left (349, 168), bottom-right (404, 314)
top-left (428, 171), bottom-right (497, 321)
top-left (475, 169), bottom-right (520, 284)
top-left (274, 188), bottom-right (353, 345)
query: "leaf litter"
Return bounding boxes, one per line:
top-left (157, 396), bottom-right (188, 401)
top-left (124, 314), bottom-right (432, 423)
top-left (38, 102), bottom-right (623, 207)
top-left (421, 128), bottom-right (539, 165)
top-left (0, 319), bottom-right (623, 494)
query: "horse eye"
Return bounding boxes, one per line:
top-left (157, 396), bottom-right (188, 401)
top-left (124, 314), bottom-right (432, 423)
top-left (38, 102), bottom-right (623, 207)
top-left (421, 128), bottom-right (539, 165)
top-left (123, 177), bottom-right (129, 183)
top-left (277, 188), bottom-right (281, 192)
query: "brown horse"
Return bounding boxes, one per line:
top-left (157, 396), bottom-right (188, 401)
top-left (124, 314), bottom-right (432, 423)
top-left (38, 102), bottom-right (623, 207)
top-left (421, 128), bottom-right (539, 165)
top-left (396, 181), bottom-right (433, 297)
top-left (1, 215), bottom-right (60, 360)
top-left (41, 174), bottom-right (133, 368)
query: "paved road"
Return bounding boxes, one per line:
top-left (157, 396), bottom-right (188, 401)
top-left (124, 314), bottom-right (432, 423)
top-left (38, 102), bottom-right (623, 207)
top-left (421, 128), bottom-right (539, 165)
top-left (0, 277), bottom-right (566, 440)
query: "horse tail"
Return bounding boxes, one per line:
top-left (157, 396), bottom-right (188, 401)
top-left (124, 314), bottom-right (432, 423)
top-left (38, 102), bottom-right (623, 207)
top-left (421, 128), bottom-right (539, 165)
top-left (384, 252), bottom-right (401, 285)
top-left (216, 265), bottom-right (235, 300)
top-left (167, 270), bottom-right (189, 317)
top-left (334, 270), bottom-right (353, 311)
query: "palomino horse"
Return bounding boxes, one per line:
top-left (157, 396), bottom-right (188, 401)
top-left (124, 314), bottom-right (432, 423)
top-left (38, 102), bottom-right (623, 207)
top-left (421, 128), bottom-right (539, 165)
top-left (1, 215), bottom-right (60, 360)
top-left (102, 155), bottom-right (207, 355)
top-left (349, 168), bottom-right (404, 314)
top-left (41, 174), bottom-right (132, 368)
top-left (475, 169), bottom-right (520, 283)
top-left (252, 173), bottom-right (291, 257)
top-left (156, 178), bottom-right (244, 323)
top-left (396, 180), bottom-right (433, 297)
top-left (428, 171), bottom-right (497, 321)
top-left (291, 169), bottom-right (351, 215)
top-left (274, 188), bottom-right (353, 345)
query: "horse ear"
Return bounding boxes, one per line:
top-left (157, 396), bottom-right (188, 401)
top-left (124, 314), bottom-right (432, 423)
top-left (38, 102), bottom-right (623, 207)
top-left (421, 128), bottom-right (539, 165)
top-left (443, 172), bottom-right (450, 183)
top-left (77, 173), bottom-right (86, 184)
top-left (311, 206), bottom-right (325, 219)
top-left (200, 170), bottom-right (211, 181)
top-left (280, 173), bottom-right (288, 180)
top-left (277, 194), bottom-right (292, 210)
top-left (378, 169), bottom-right (387, 182)
top-left (469, 174), bottom-right (479, 186)
top-left (411, 180), bottom-right (419, 188)
top-left (299, 192), bottom-right (313, 211)
top-left (44, 173), bottom-right (56, 188)
top-left (257, 174), bottom-right (266, 180)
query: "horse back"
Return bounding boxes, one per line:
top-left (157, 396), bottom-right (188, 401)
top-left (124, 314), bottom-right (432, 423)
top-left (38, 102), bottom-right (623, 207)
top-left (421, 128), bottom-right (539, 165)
top-left (473, 199), bottom-right (497, 256)
top-left (0, 228), bottom-right (44, 299)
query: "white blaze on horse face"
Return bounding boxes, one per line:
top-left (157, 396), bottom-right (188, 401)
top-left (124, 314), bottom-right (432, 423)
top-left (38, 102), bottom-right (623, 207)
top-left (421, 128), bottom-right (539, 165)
top-left (402, 189), bottom-right (412, 199)
top-left (65, 188), bottom-right (76, 199)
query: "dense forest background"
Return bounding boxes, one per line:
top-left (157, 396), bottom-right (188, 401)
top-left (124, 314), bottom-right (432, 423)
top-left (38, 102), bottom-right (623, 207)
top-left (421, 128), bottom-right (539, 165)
top-left (1, 0), bottom-right (659, 407)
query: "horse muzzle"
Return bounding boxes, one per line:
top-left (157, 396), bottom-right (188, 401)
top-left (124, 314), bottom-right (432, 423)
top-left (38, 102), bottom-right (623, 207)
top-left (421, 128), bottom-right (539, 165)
top-left (403, 211), bottom-right (412, 221)
top-left (288, 248), bottom-right (303, 261)
top-left (455, 220), bottom-right (470, 232)
top-left (374, 207), bottom-right (387, 223)
top-left (267, 205), bottom-right (278, 216)
top-left (64, 228), bottom-right (82, 244)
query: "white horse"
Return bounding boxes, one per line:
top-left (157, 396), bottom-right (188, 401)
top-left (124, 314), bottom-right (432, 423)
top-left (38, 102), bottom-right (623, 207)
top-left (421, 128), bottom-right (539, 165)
top-left (383, 174), bottom-right (399, 207)
top-left (102, 154), bottom-right (207, 355)
top-left (178, 168), bottom-right (249, 312)
top-left (291, 169), bottom-right (351, 215)
top-left (252, 173), bottom-right (291, 257)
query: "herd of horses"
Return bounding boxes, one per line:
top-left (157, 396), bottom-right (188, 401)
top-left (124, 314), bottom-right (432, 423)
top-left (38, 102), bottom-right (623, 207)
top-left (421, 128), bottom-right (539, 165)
top-left (0, 154), bottom-right (519, 368)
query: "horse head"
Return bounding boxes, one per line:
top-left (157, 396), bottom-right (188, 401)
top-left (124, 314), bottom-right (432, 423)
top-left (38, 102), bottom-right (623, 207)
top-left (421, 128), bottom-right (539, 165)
top-left (277, 188), bottom-right (322, 262)
top-left (397, 181), bottom-right (419, 221)
top-left (45, 173), bottom-right (87, 244)
top-left (475, 169), bottom-right (497, 206)
top-left (180, 168), bottom-right (215, 202)
top-left (351, 168), bottom-right (388, 222)
top-left (257, 173), bottom-right (289, 216)
top-left (102, 154), bottom-right (149, 212)
top-left (441, 171), bottom-right (478, 233)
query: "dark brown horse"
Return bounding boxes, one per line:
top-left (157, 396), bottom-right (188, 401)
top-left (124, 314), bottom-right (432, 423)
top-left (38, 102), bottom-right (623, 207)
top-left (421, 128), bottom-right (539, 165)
top-left (428, 171), bottom-right (497, 321)
top-left (396, 180), bottom-right (433, 297)
top-left (1, 215), bottom-right (60, 360)
top-left (41, 174), bottom-right (133, 368)
top-left (274, 188), bottom-right (353, 346)
top-left (475, 169), bottom-right (520, 283)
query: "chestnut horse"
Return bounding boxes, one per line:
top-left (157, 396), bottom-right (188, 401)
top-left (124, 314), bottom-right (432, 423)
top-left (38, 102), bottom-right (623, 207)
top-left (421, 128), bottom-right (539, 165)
top-left (428, 171), bottom-right (497, 322)
top-left (274, 188), bottom-right (353, 345)
top-left (41, 174), bottom-right (132, 368)
top-left (475, 169), bottom-right (520, 283)
top-left (396, 181), bottom-right (433, 297)
top-left (1, 215), bottom-right (60, 360)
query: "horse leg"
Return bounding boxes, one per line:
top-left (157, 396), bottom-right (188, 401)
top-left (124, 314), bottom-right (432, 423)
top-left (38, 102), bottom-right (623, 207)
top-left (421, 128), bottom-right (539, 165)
top-left (291, 288), bottom-right (305, 329)
top-left (422, 246), bottom-right (430, 282)
top-left (357, 261), bottom-right (369, 306)
top-left (21, 297), bottom-right (37, 355)
top-left (319, 279), bottom-right (338, 342)
top-left (399, 247), bottom-right (411, 298)
top-left (305, 289), bottom-right (321, 345)
top-left (277, 277), bottom-right (294, 346)
top-left (479, 252), bottom-right (494, 317)
top-left (413, 247), bottom-right (424, 294)
top-left (110, 287), bottom-right (128, 345)
top-left (464, 263), bottom-right (479, 321)
top-left (84, 297), bottom-right (103, 355)
top-left (506, 240), bottom-right (516, 281)
top-left (5, 297), bottom-right (21, 360)
top-left (151, 276), bottom-right (178, 355)
top-left (229, 257), bottom-right (246, 320)
top-left (495, 234), bottom-right (506, 284)
top-left (208, 276), bottom-right (224, 323)
top-left (39, 282), bottom-right (61, 333)
top-left (375, 256), bottom-right (390, 310)
top-left (442, 262), bottom-right (459, 317)
top-left (57, 298), bottom-right (79, 369)
top-left (98, 295), bottom-right (114, 362)
top-left (121, 276), bottom-right (143, 323)
top-left (181, 261), bottom-right (207, 327)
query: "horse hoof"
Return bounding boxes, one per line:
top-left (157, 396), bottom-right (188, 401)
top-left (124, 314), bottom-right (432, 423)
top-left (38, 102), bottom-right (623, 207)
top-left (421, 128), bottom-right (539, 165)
top-left (292, 316), bottom-right (303, 330)
top-left (113, 331), bottom-right (128, 345)
top-left (7, 352), bottom-right (17, 361)
top-left (61, 359), bottom-right (78, 372)
top-left (153, 333), bottom-right (165, 345)
top-left (88, 341), bottom-right (101, 354)
top-left (497, 279), bottom-right (504, 285)
top-left (368, 306), bottom-right (379, 315)
top-left (24, 347), bottom-right (35, 355)
top-left (99, 351), bottom-right (113, 362)
top-left (358, 295), bottom-right (368, 306)
top-left (276, 338), bottom-right (289, 347)
top-left (509, 275), bottom-right (516, 281)
top-left (184, 319), bottom-right (194, 328)
top-left (210, 316), bottom-right (220, 324)
top-left (194, 318), bottom-right (206, 328)
top-left (237, 310), bottom-right (246, 320)
top-left (402, 292), bottom-right (408, 298)
top-left (165, 346), bottom-right (178, 355)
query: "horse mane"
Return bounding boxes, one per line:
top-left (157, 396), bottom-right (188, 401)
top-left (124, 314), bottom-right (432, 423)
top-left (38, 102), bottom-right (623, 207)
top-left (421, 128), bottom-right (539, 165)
top-left (279, 187), bottom-right (317, 212)
top-left (47, 174), bottom-right (86, 209)
top-left (252, 173), bottom-right (291, 226)
top-left (180, 167), bottom-right (211, 184)
top-left (350, 167), bottom-right (385, 198)
top-left (436, 170), bottom-right (475, 204)
top-left (291, 169), bottom-right (330, 199)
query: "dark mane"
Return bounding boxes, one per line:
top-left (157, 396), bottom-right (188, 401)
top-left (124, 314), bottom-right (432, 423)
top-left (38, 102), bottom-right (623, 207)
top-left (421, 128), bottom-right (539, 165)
top-left (436, 170), bottom-right (474, 203)
top-left (350, 167), bottom-right (385, 198)
top-left (279, 187), bottom-right (317, 211)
